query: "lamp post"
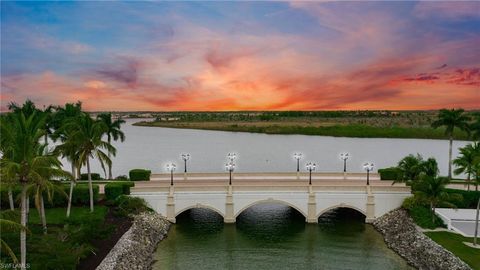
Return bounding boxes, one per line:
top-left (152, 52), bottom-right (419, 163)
top-left (306, 162), bottom-right (316, 185)
top-left (181, 153), bottom-right (190, 173)
top-left (226, 162), bottom-right (235, 185)
top-left (340, 152), bottom-right (349, 173)
top-left (293, 153), bottom-right (303, 173)
top-left (363, 162), bottom-right (374, 186)
top-left (227, 152), bottom-right (237, 162)
top-left (166, 163), bottom-right (176, 186)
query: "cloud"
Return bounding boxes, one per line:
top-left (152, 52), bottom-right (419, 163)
top-left (413, 2), bottom-right (480, 20)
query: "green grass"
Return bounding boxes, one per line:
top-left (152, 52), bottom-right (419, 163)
top-left (28, 206), bottom-right (108, 225)
top-left (135, 122), bottom-right (471, 140)
top-left (408, 205), bottom-right (445, 229)
top-left (425, 231), bottom-right (480, 270)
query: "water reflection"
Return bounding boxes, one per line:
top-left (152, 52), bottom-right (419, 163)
top-left (154, 205), bottom-right (413, 270)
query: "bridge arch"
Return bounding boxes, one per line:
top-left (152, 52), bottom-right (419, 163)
top-left (234, 199), bottom-right (308, 219)
top-left (175, 203), bottom-right (225, 218)
top-left (316, 204), bottom-right (366, 219)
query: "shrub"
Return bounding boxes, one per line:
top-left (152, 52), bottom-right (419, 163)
top-left (401, 196), bottom-right (419, 210)
top-left (114, 195), bottom-right (152, 217)
top-left (71, 184), bottom-right (99, 205)
top-left (129, 169), bottom-right (151, 181)
top-left (115, 175), bottom-right (129, 181)
top-left (378, 167), bottom-right (402, 180)
top-left (118, 181), bottom-right (134, 195)
top-left (408, 205), bottom-right (445, 229)
top-left (445, 189), bottom-right (480, 208)
top-left (80, 173), bottom-right (101, 180)
top-left (105, 183), bottom-right (124, 201)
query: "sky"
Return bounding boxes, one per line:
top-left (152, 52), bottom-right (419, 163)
top-left (1, 1), bottom-right (479, 111)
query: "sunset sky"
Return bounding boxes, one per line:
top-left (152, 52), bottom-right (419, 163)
top-left (1, 1), bottom-right (479, 111)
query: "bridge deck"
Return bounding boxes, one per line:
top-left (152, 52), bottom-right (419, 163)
top-left (132, 172), bottom-right (406, 192)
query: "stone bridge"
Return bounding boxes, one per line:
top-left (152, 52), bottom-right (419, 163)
top-left (130, 172), bottom-right (411, 223)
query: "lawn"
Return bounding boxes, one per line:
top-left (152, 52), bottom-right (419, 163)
top-left (28, 206), bottom-right (108, 224)
top-left (425, 231), bottom-right (480, 270)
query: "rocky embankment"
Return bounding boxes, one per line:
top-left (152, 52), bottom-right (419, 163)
top-left (96, 212), bottom-right (170, 270)
top-left (373, 209), bottom-right (472, 270)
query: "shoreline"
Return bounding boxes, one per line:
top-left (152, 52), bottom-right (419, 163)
top-left (373, 208), bottom-right (472, 270)
top-left (133, 121), bottom-right (471, 141)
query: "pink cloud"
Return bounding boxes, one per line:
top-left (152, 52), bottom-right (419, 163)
top-left (414, 2), bottom-right (480, 20)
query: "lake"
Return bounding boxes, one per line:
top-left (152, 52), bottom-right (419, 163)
top-left (84, 118), bottom-right (468, 177)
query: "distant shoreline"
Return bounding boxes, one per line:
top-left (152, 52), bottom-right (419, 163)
top-left (133, 120), bottom-right (471, 140)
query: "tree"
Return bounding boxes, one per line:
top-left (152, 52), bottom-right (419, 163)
top-left (0, 217), bottom-right (27, 263)
top-left (51, 102), bottom-right (84, 217)
top-left (96, 113), bottom-right (125, 179)
top-left (453, 143), bottom-right (479, 191)
top-left (54, 130), bottom-right (80, 218)
top-left (66, 113), bottom-right (115, 212)
top-left (431, 109), bottom-right (470, 178)
top-left (421, 157), bottom-right (439, 178)
top-left (397, 154), bottom-right (424, 181)
top-left (414, 176), bottom-right (455, 223)
top-left (470, 113), bottom-right (480, 140)
top-left (0, 111), bottom-right (69, 269)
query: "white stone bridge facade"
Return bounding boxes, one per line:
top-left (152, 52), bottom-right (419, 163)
top-left (130, 172), bottom-right (411, 223)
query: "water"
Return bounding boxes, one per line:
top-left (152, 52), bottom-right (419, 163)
top-left (153, 206), bottom-right (413, 270)
top-left (84, 118), bottom-right (468, 177)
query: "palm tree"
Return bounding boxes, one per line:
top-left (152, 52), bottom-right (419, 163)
top-left (97, 113), bottom-right (125, 179)
top-left (470, 112), bottom-right (480, 140)
top-left (66, 113), bottom-right (115, 212)
top-left (51, 102), bottom-right (83, 180)
top-left (421, 157), bottom-right (439, 178)
top-left (26, 147), bottom-right (69, 234)
top-left (397, 154), bottom-right (424, 181)
top-left (0, 217), bottom-right (27, 263)
top-left (453, 143), bottom-right (479, 191)
top-left (431, 109), bottom-right (470, 179)
top-left (0, 111), bottom-right (70, 269)
top-left (54, 132), bottom-right (81, 217)
top-left (414, 176), bottom-right (454, 223)
top-left (51, 102), bottom-right (84, 217)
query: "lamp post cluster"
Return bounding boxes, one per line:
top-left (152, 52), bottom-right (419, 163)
top-left (164, 151), bottom-right (374, 186)
top-left (292, 151), bottom-right (374, 186)
top-left (166, 163), bottom-right (176, 186)
top-left (305, 162), bottom-right (316, 185)
top-left (363, 162), bottom-right (374, 186)
top-left (226, 152), bottom-right (236, 185)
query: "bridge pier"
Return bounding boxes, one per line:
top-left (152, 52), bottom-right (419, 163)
top-left (365, 186), bottom-right (376, 223)
top-left (225, 186), bottom-right (235, 223)
top-left (307, 186), bottom-right (318, 223)
top-left (166, 186), bottom-right (176, 223)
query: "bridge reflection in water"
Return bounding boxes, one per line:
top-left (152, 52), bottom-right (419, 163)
top-left (131, 172), bottom-right (411, 224)
top-left (153, 204), bottom-right (413, 270)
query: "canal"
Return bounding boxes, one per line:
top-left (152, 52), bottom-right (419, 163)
top-left (153, 205), bottom-right (412, 270)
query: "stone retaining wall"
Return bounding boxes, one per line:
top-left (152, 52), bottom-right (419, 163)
top-left (96, 212), bottom-right (170, 270)
top-left (373, 209), bottom-right (472, 270)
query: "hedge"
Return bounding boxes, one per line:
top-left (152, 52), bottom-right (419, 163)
top-left (0, 184), bottom-right (99, 209)
top-left (129, 169), bottom-right (151, 181)
top-left (80, 173), bottom-right (102, 180)
top-left (119, 181), bottom-right (134, 195)
top-left (445, 188), bottom-right (480, 208)
top-left (378, 167), bottom-right (402, 180)
top-left (105, 184), bottom-right (124, 201)
top-left (105, 182), bottom-right (134, 200)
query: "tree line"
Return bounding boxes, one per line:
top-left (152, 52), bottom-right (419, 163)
top-left (0, 100), bottom-right (125, 269)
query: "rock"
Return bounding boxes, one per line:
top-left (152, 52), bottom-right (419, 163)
top-left (373, 209), bottom-right (472, 270)
top-left (96, 212), bottom-right (171, 270)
